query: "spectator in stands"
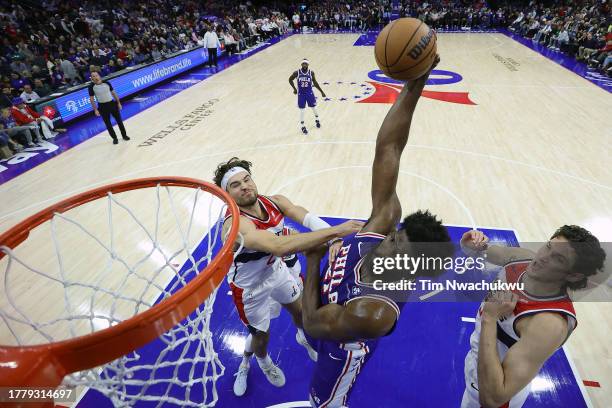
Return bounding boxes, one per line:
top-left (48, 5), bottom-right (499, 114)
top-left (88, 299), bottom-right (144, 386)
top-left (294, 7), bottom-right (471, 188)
top-left (10, 58), bottom-right (29, 75)
top-left (90, 47), bottom-right (107, 67)
top-left (20, 84), bottom-right (40, 103)
top-left (30, 65), bottom-right (48, 83)
top-left (0, 125), bottom-right (18, 159)
top-left (1, 106), bottom-right (36, 147)
top-left (578, 32), bottom-right (600, 61)
top-left (151, 44), bottom-right (162, 61)
top-left (0, 87), bottom-right (13, 109)
top-left (33, 79), bottom-right (52, 98)
top-left (50, 66), bottom-right (66, 89)
top-left (59, 55), bottom-right (81, 85)
top-left (10, 97), bottom-right (65, 140)
top-left (222, 31), bottom-right (238, 55)
top-left (231, 28), bottom-right (246, 52)
top-left (10, 73), bottom-right (29, 92)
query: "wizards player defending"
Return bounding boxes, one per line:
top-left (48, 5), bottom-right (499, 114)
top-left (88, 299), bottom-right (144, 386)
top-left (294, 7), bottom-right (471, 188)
top-left (460, 227), bottom-right (605, 408)
top-left (289, 58), bottom-right (326, 135)
top-left (215, 157), bottom-right (362, 396)
top-left (301, 56), bottom-right (453, 407)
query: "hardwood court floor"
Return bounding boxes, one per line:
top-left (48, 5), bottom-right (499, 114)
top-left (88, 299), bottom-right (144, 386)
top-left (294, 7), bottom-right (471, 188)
top-left (0, 33), bottom-right (610, 406)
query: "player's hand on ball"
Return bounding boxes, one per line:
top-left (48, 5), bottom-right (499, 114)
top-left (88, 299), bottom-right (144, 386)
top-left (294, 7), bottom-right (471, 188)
top-left (334, 220), bottom-right (365, 238)
top-left (409, 54), bottom-right (440, 88)
top-left (483, 290), bottom-right (518, 319)
top-left (461, 230), bottom-right (489, 251)
top-left (328, 240), bottom-right (343, 265)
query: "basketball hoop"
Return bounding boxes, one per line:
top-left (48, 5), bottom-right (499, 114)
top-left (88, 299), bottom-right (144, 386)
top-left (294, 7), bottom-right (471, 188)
top-left (0, 177), bottom-right (239, 407)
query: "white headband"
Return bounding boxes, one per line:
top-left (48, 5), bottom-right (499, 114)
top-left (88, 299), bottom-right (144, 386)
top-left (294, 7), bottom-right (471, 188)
top-left (301, 59), bottom-right (309, 65)
top-left (221, 166), bottom-right (249, 191)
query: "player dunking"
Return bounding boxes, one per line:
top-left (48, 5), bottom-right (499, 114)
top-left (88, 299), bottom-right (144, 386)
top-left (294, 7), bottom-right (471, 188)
top-left (215, 158), bottom-right (362, 397)
top-left (289, 59), bottom-right (326, 135)
top-left (301, 56), bottom-right (454, 408)
top-left (459, 227), bottom-right (605, 408)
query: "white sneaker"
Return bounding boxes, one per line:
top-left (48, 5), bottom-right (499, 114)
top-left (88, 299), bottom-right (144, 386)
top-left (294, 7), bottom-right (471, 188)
top-left (261, 363), bottom-right (286, 387)
top-left (233, 364), bottom-right (249, 396)
top-left (296, 331), bottom-right (318, 362)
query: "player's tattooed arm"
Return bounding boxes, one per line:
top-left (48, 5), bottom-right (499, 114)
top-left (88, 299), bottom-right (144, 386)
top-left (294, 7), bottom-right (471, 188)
top-left (289, 71), bottom-right (298, 94)
top-left (311, 72), bottom-right (326, 97)
top-left (302, 248), bottom-right (397, 342)
top-left (460, 230), bottom-right (535, 266)
top-left (478, 293), bottom-right (568, 407)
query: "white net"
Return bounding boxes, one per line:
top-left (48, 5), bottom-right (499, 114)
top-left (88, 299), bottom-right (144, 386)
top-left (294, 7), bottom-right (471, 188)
top-left (0, 182), bottom-right (236, 407)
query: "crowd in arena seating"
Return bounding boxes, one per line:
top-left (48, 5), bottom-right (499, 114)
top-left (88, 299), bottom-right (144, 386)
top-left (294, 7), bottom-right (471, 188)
top-left (0, 0), bottom-right (291, 94)
top-left (0, 0), bottom-right (294, 157)
top-left (507, 0), bottom-right (611, 75)
top-left (0, 0), bottom-right (610, 158)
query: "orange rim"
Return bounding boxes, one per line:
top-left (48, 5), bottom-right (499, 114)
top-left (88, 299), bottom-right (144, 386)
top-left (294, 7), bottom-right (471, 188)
top-left (0, 177), bottom-right (239, 389)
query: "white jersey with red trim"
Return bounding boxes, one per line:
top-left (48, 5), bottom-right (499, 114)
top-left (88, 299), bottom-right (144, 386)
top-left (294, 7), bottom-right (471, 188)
top-left (468, 260), bottom-right (577, 355)
top-left (225, 195), bottom-right (291, 288)
top-left (463, 260), bottom-right (577, 407)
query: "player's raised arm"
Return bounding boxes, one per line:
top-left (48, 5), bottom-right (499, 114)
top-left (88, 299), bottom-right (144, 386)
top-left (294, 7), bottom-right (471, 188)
top-left (270, 194), bottom-right (344, 263)
top-left (363, 56), bottom-right (439, 235)
top-left (311, 72), bottom-right (326, 97)
top-left (460, 230), bottom-right (536, 265)
top-left (301, 248), bottom-right (397, 342)
top-left (289, 71), bottom-right (298, 94)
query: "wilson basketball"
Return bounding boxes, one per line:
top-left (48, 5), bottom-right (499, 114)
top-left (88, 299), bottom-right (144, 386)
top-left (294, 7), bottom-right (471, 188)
top-left (374, 18), bottom-right (437, 81)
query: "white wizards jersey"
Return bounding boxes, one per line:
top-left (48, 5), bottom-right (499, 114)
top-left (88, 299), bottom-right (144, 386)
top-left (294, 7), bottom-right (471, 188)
top-left (463, 260), bottom-right (577, 407)
top-left (224, 195), bottom-right (293, 288)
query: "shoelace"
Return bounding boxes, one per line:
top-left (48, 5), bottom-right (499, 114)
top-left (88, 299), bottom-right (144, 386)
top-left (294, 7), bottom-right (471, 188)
top-left (263, 366), bottom-right (281, 379)
top-left (234, 366), bottom-right (249, 377)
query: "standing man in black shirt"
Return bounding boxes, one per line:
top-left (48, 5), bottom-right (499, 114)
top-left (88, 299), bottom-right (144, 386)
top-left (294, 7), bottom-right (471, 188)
top-left (88, 70), bottom-right (129, 145)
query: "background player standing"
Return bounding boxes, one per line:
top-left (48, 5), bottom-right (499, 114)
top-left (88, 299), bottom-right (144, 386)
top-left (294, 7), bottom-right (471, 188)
top-left (289, 59), bottom-right (326, 135)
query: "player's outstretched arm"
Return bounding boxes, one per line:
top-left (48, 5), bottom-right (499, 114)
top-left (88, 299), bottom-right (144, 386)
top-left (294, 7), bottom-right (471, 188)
top-left (289, 71), bottom-right (298, 94)
top-left (477, 293), bottom-right (568, 408)
top-left (363, 56), bottom-right (439, 235)
top-left (302, 248), bottom-right (397, 342)
top-left (311, 72), bottom-right (326, 97)
top-left (270, 194), bottom-right (345, 264)
top-left (223, 216), bottom-right (363, 257)
top-left (460, 230), bottom-right (535, 266)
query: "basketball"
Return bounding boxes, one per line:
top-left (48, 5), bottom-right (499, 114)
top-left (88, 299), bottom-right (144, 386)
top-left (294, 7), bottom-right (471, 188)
top-left (374, 18), bottom-right (437, 81)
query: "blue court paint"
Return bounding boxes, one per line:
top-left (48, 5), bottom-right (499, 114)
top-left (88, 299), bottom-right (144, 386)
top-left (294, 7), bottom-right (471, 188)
top-left (78, 218), bottom-right (587, 407)
top-left (0, 35), bottom-right (290, 185)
